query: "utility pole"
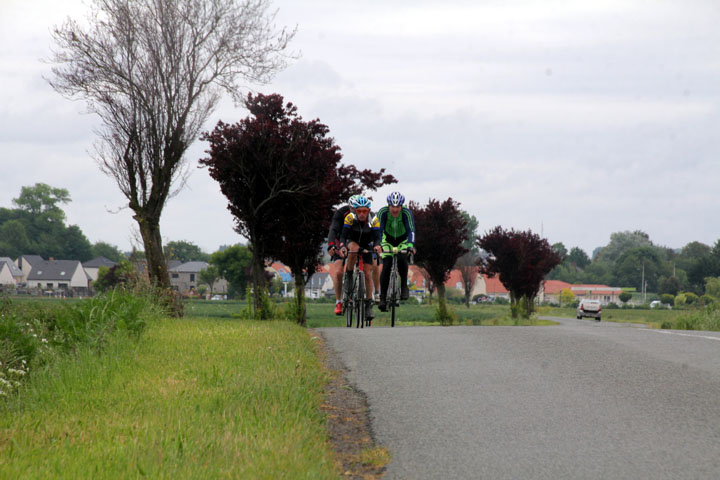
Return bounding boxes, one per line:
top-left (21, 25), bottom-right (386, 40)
top-left (642, 262), bottom-right (646, 303)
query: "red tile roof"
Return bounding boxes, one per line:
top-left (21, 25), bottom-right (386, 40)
top-left (483, 274), bottom-right (509, 294)
top-left (543, 280), bottom-right (573, 295)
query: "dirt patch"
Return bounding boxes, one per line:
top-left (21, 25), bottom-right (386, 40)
top-left (313, 330), bottom-right (389, 479)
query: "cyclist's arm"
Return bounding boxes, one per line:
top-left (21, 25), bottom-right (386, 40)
top-left (403, 207), bottom-right (416, 247)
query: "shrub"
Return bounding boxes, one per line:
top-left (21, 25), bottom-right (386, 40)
top-left (605, 302), bottom-right (620, 309)
top-left (684, 292), bottom-right (699, 305)
top-left (701, 295), bottom-right (714, 306)
top-left (660, 294), bottom-right (675, 306)
top-left (619, 292), bottom-right (632, 304)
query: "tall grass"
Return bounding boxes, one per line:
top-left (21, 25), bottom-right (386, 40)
top-left (671, 304), bottom-right (720, 331)
top-left (0, 318), bottom-right (338, 479)
top-left (0, 290), bottom-right (162, 397)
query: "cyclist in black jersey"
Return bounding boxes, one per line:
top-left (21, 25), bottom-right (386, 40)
top-left (327, 195), bottom-right (360, 315)
top-left (338, 195), bottom-right (382, 321)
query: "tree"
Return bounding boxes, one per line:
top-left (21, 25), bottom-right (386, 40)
top-left (61, 225), bottom-right (94, 262)
top-left (612, 246), bottom-right (664, 292)
top-left (595, 230), bottom-right (653, 264)
top-left (412, 198), bottom-right (469, 324)
top-left (91, 241), bottom-right (125, 263)
top-left (659, 276), bottom-right (681, 296)
top-left (49, 0), bottom-right (294, 290)
top-left (165, 240), bottom-right (209, 263)
top-left (568, 247), bottom-right (590, 269)
top-left (0, 220), bottom-right (30, 259)
top-left (460, 211), bottom-right (479, 253)
top-left (199, 265), bottom-right (222, 297)
top-left (456, 252), bottom-right (480, 308)
top-left (478, 226), bottom-right (562, 319)
top-left (13, 183), bottom-right (70, 223)
top-left (200, 93), bottom-right (395, 320)
top-left (619, 291), bottom-right (632, 304)
top-left (209, 245), bottom-right (253, 299)
top-left (552, 242), bottom-right (568, 260)
top-left (704, 277), bottom-right (720, 299)
top-left (559, 288), bottom-right (575, 306)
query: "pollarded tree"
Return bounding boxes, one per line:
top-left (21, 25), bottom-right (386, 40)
top-left (411, 198), bottom-right (469, 324)
top-left (49, 0), bottom-right (294, 289)
top-left (478, 226), bottom-right (562, 318)
top-left (201, 93), bottom-right (395, 321)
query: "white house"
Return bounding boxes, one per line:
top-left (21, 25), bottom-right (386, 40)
top-left (26, 260), bottom-right (90, 295)
top-left (0, 257), bottom-right (24, 286)
top-left (15, 255), bottom-right (44, 283)
top-left (304, 272), bottom-right (333, 299)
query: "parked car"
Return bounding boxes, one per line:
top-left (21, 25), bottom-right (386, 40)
top-left (577, 299), bottom-right (602, 321)
top-left (649, 300), bottom-right (672, 309)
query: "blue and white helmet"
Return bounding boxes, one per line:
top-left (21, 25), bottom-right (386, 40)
top-left (350, 195), bottom-right (372, 209)
top-left (348, 194), bottom-right (363, 208)
top-left (387, 191), bottom-right (405, 206)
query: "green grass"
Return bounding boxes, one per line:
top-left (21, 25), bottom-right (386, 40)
top-left (0, 317), bottom-right (338, 479)
top-left (185, 299), bottom-right (556, 327)
top-left (539, 306), bottom-right (686, 329)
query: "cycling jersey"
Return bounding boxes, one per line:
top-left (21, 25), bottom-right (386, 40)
top-left (377, 206), bottom-right (416, 246)
top-left (327, 205), bottom-right (351, 249)
top-left (339, 212), bottom-right (381, 247)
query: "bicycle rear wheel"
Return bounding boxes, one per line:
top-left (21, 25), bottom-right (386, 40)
top-left (356, 274), bottom-right (365, 328)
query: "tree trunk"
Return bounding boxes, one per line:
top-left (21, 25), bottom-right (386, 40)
top-left (294, 275), bottom-right (307, 326)
top-left (134, 213), bottom-right (170, 289)
top-left (510, 291), bottom-right (519, 319)
top-left (249, 243), bottom-right (270, 319)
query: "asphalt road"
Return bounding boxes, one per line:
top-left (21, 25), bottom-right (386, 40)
top-left (319, 317), bottom-right (720, 479)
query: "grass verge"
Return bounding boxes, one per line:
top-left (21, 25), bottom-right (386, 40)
top-left (0, 317), bottom-right (338, 479)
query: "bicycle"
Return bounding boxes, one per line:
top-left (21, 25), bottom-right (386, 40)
top-left (342, 249), bottom-right (372, 328)
top-left (383, 246), bottom-right (414, 327)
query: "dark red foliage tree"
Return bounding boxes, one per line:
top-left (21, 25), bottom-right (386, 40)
top-left (411, 198), bottom-right (469, 324)
top-left (478, 226), bottom-right (562, 318)
top-left (200, 93), bottom-right (395, 320)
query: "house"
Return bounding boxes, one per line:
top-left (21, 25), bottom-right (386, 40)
top-left (83, 256), bottom-right (117, 282)
top-left (474, 274), bottom-right (510, 299)
top-left (304, 272), bottom-right (333, 299)
top-left (0, 257), bottom-right (24, 286)
top-left (15, 255), bottom-right (44, 283)
top-left (570, 284), bottom-right (623, 305)
top-left (26, 259), bottom-right (90, 296)
top-left (169, 261), bottom-right (227, 295)
top-left (538, 280), bottom-right (573, 304)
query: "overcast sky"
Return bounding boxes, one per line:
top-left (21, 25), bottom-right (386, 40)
top-left (2, 0), bottom-right (720, 257)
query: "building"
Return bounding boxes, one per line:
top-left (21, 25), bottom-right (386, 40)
top-left (169, 261), bottom-right (227, 295)
top-left (0, 257), bottom-right (24, 286)
top-left (83, 256), bottom-right (117, 283)
top-left (25, 259), bottom-right (90, 296)
top-left (570, 284), bottom-right (623, 305)
top-left (305, 272), bottom-right (333, 299)
top-left (15, 255), bottom-right (44, 283)
top-left (538, 280), bottom-right (573, 304)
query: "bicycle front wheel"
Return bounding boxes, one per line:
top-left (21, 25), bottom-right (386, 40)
top-left (356, 274), bottom-right (365, 328)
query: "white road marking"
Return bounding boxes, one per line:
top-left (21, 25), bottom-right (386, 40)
top-left (644, 329), bottom-right (720, 342)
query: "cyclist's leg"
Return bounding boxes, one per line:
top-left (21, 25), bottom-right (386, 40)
top-left (372, 254), bottom-right (381, 301)
top-left (379, 254), bottom-right (393, 311)
top-left (343, 242), bottom-right (359, 297)
top-left (330, 256), bottom-right (344, 314)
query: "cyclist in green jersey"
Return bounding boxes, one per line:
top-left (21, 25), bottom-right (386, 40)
top-left (377, 191), bottom-right (416, 312)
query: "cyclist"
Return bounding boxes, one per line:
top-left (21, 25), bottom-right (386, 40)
top-left (338, 195), bottom-right (382, 321)
top-left (377, 191), bottom-right (416, 312)
top-left (327, 195), bottom-right (361, 315)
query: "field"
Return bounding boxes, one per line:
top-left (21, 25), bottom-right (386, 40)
top-left (185, 299), bottom-right (558, 327)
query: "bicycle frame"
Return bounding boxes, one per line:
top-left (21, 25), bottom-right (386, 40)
top-left (383, 246), bottom-right (411, 327)
top-left (343, 249), bottom-right (371, 328)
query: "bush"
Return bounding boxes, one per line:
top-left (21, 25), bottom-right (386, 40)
top-left (701, 295), bottom-right (714, 306)
top-left (674, 304), bottom-right (720, 331)
top-left (619, 292), bottom-right (632, 304)
top-left (660, 294), bottom-right (675, 306)
top-left (604, 302), bottom-right (620, 309)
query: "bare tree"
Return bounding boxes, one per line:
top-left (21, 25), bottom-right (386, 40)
top-left (48, 0), bottom-right (294, 288)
